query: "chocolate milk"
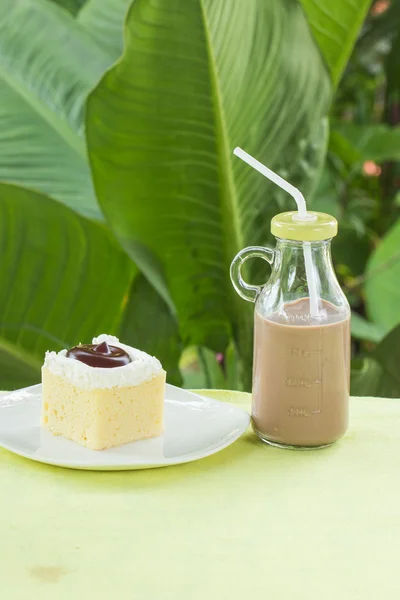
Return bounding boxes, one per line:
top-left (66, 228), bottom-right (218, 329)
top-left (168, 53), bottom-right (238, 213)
top-left (252, 298), bottom-right (350, 447)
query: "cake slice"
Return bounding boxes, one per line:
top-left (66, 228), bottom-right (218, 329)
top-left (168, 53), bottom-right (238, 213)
top-left (41, 334), bottom-right (166, 450)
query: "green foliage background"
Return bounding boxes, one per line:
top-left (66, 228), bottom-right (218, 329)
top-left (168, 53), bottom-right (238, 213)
top-left (2, 0), bottom-right (400, 396)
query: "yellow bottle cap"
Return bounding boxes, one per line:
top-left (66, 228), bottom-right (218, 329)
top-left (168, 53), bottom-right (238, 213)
top-left (271, 211), bottom-right (338, 242)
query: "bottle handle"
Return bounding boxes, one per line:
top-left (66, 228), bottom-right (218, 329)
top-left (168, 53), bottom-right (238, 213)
top-left (230, 246), bottom-right (275, 303)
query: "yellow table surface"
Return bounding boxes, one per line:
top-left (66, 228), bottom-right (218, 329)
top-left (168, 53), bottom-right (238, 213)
top-left (1, 390), bottom-right (400, 599)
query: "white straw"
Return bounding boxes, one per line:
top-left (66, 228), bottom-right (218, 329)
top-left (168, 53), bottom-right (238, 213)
top-left (303, 243), bottom-right (319, 317)
top-left (233, 147), bottom-right (319, 318)
top-left (234, 147), bottom-right (308, 217)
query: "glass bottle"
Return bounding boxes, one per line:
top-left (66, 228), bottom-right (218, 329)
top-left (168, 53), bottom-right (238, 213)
top-left (230, 211), bottom-right (350, 449)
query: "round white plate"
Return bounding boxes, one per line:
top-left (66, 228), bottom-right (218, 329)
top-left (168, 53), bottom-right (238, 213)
top-left (0, 383), bottom-right (249, 470)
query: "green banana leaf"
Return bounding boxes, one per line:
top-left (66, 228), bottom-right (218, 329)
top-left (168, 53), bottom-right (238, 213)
top-left (350, 357), bottom-right (382, 397)
top-left (0, 183), bottom-right (133, 389)
top-left (86, 0), bottom-right (332, 381)
top-left (333, 124), bottom-right (400, 163)
top-left (365, 218), bottom-right (400, 334)
top-left (351, 312), bottom-right (385, 344)
top-left (87, 0), bottom-right (368, 385)
top-left (0, 0), bottom-right (183, 387)
top-left (351, 324), bottom-right (400, 398)
top-left (49, 0), bottom-right (87, 15)
top-left (298, 0), bottom-right (371, 85)
top-left (120, 274), bottom-right (182, 386)
top-left (77, 0), bottom-right (131, 62)
top-left (0, 0), bottom-right (113, 219)
top-left (79, 0), bottom-right (372, 87)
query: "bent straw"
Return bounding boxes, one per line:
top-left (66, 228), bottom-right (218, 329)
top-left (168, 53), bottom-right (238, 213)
top-left (233, 147), bottom-right (319, 317)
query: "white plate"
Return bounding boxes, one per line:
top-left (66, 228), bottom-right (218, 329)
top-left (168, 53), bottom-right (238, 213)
top-left (0, 384), bottom-right (249, 470)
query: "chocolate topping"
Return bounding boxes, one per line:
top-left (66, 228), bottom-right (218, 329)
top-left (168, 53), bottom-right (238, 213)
top-left (66, 341), bottom-right (131, 368)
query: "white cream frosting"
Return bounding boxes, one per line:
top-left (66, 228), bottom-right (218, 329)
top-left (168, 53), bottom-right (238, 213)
top-left (43, 334), bottom-right (162, 390)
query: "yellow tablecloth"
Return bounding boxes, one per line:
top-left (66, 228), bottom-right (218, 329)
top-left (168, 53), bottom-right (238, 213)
top-left (1, 390), bottom-right (400, 599)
